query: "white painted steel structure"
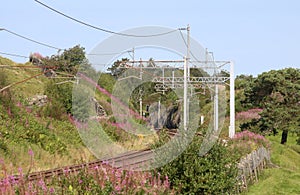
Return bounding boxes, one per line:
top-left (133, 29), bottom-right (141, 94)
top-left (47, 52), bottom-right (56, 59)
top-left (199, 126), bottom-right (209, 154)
top-left (121, 59), bottom-right (235, 138)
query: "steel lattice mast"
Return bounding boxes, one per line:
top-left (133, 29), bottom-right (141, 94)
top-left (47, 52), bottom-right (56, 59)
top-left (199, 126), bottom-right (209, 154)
top-left (116, 25), bottom-right (235, 137)
top-left (121, 58), bottom-right (235, 138)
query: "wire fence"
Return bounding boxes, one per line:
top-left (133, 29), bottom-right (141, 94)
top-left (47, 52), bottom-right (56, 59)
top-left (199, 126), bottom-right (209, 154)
top-left (235, 146), bottom-right (271, 193)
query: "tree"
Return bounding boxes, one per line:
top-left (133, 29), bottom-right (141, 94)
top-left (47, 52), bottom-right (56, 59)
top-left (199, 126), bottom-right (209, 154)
top-left (243, 68), bottom-right (300, 144)
top-left (190, 67), bottom-right (210, 77)
top-left (43, 45), bottom-right (86, 74)
top-left (235, 74), bottom-right (254, 91)
top-left (235, 74), bottom-right (255, 112)
top-left (147, 58), bottom-right (156, 67)
top-left (107, 58), bottom-right (129, 78)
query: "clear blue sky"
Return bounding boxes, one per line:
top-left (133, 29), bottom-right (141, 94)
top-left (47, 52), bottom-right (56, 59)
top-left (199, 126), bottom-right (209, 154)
top-left (1, 0), bottom-right (299, 76)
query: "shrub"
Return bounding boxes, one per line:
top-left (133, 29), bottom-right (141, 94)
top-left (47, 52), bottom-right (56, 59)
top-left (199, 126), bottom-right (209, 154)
top-left (236, 108), bottom-right (263, 121)
top-left (0, 161), bottom-right (173, 194)
top-left (44, 80), bottom-right (73, 117)
top-left (156, 136), bottom-right (239, 194)
top-left (229, 130), bottom-right (271, 157)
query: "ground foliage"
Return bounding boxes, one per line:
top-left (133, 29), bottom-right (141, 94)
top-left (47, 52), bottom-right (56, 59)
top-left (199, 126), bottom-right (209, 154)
top-left (155, 135), bottom-right (239, 194)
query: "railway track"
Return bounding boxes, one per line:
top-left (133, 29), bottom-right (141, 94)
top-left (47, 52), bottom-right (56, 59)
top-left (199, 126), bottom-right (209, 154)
top-left (160, 129), bottom-right (203, 137)
top-left (1, 129), bottom-right (202, 184)
top-left (1, 149), bottom-right (154, 184)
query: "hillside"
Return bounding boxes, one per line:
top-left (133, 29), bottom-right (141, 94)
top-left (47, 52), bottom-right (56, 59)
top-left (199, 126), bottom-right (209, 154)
top-left (0, 56), bottom-right (95, 173)
top-left (0, 54), bottom-right (158, 173)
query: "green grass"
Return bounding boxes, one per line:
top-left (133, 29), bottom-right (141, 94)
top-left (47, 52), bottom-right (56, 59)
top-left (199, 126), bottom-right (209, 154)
top-left (246, 132), bottom-right (300, 195)
top-left (0, 56), bottom-right (46, 97)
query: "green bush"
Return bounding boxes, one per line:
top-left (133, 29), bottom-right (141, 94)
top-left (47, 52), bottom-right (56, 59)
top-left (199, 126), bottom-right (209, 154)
top-left (71, 85), bottom-right (92, 122)
top-left (157, 136), bottom-right (239, 194)
top-left (0, 139), bottom-right (8, 154)
top-left (99, 120), bottom-right (133, 142)
top-left (44, 80), bottom-right (73, 118)
top-left (97, 73), bottom-right (116, 93)
top-left (42, 100), bottom-right (66, 120)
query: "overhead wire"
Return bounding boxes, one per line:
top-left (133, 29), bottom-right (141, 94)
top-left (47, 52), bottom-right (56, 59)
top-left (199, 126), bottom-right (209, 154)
top-left (0, 50), bottom-right (131, 59)
top-left (0, 1), bottom-right (191, 90)
top-left (87, 52), bottom-right (127, 56)
top-left (178, 29), bottom-right (200, 62)
top-left (34, 0), bottom-right (179, 37)
top-left (0, 51), bottom-right (29, 59)
top-left (178, 29), bottom-right (218, 74)
top-left (1, 28), bottom-right (61, 50)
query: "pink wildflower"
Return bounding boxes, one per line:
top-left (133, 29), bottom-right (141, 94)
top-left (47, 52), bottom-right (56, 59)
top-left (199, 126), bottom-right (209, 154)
top-left (164, 175), bottom-right (170, 188)
top-left (115, 184), bottom-right (121, 192)
top-left (38, 179), bottom-right (47, 192)
top-left (49, 187), bottom-right (55, 194)
top-left (28, 148), bottom-right (34, 157)
top-left (18, 167), bottom-right (23, 177)
top-left (7, 107), bottom-right (11, 116)
top-left (17, 101), bottom-right (22, 107)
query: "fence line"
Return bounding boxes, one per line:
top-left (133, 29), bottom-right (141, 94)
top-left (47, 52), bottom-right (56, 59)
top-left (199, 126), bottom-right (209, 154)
top-left (235, 146), bottom-right (270, 193)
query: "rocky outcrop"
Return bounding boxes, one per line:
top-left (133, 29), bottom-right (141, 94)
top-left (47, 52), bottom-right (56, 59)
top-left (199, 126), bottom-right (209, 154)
top-left (44, 69), bottom-right (57, 77)
top-left (29, 52), bottom-right (43, 66)
top-left (148, 103), bottom-right (180, 130)
top-left (28, 95), bottom-right (48, 107)
top-left (90, 97), bottom-right (107, 117)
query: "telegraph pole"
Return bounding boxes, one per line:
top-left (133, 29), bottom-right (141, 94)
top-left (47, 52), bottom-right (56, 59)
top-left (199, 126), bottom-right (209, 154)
top-left (139, 88), bottom-right (143, 118)
top-left (132, 47), bottom-right (135, 63)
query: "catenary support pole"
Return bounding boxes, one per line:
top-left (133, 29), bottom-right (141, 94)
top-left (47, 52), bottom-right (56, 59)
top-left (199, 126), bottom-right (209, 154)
top-left (229, 61), bottom-right (235, 138)
top-left (184, 56), bottom-right (188, 131)
top-left (158, 99), bottom-right (161, 129)
top-left (214, 84), bottom-right (219, 131)
top-left (187, 24), bottom-right (190, 78)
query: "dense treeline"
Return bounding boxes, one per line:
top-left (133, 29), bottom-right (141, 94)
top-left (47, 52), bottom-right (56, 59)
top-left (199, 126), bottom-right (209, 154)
top-left (237, 68), bottom-right (300, 144)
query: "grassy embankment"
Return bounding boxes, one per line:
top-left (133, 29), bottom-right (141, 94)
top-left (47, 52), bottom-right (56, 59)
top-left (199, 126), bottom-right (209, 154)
top-left (246, 132), bottom-right (300, 195)
top-left (0, 56), bottom-right (94, 173)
